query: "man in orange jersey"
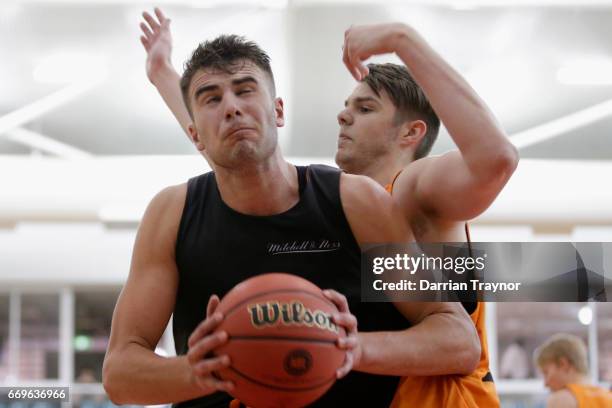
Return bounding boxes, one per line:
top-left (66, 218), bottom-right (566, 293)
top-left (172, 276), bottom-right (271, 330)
top-left (139, 9), bottom-right (518, 407)
top-left (534, 333), bottom-right (612, 408)
top-left (338, 23), bottom-right (517, 408)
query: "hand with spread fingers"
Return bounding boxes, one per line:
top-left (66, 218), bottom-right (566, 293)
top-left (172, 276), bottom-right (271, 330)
top-left (322, 289), bottom-right (362, 379)
top-left (139, 8), bottom-right (174, 84)
top-left (186, 295), bottom-right (235, 394)
top-left (342, 23), bottom-right (409, 81)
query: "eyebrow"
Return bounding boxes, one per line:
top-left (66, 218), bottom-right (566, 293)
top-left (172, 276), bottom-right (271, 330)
top-left (344, 96), bottom-right (380, 107)
top-left (193, 76), bottom-right (259, 101)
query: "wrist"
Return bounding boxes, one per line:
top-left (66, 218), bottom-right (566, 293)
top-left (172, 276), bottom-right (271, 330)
top-left (150, 61), bottom-right (178, 87)
top-left (391, 23), bottom-right (413, 51)
top-left (353, 333), bottom-right (369, 372)
top-left (182, 356), bottom-right (220, 398)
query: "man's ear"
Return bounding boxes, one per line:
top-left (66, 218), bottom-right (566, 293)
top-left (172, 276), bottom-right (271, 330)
top-left (274, 97), bottom-right (285, 127)
top-left (557, 357), bottom-right (571, 372)
top-left (398, 119), bottom-right (427, 148)
top-left (188, 123), bottom-right (206, 152)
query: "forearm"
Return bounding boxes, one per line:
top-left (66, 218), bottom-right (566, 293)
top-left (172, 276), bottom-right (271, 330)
top-left (355, 311), bottom-right (480, 376)
top-left (151, 64), bottom-right (192, 138)
top-left (103, 343), bottom-right (208, 405)
top-left (393, 25), bottom-right (517, 175)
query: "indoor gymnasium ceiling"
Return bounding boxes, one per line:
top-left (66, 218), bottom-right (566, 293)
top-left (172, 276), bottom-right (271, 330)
top-left (1, 0), bottom-right (612, 160)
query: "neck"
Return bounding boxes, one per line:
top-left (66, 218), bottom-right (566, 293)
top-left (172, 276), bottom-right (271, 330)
top-left (214, 148), bottom-right (298, 215)
top-left (566, 373), bottom-right (588, 386)
top-left (361, 155), bottom-right (406, 188)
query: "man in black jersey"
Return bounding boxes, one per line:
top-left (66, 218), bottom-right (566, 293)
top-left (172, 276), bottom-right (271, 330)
top-left (102, 11), bottom-right (483, 408)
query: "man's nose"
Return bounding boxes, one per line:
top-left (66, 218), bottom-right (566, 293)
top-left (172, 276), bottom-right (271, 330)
top-left (223, 94), bottom-right (243, 120)
top-left (337, 109), bottom-right (352, 126)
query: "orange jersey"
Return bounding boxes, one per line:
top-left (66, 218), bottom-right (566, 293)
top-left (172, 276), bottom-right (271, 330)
top-left (387, 173), bottom-right (499, 407)
top-left (390, 302), bottom-right (499, 408)
top-left (566, 384), bottom-right (612, 408)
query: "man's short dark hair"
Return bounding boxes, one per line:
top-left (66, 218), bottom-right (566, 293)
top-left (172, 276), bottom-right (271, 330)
top-left (364, 63), bottom-right (440, 160)
top-left (180, 34), bottom-right (275, 117)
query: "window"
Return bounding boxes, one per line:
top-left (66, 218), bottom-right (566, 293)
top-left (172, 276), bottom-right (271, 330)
top-left (74, 290), bottom-right (120, 383)
top-left (0, 294), bottom-right (9, 381)
top-left (598, 302), bottom-right (612, 382)
top-left (19, 294), bottom-right (60, 380)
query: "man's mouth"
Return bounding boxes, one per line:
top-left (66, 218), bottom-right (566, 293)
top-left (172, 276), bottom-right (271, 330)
top-left (226, 126), bottom-right (255, 138)
top-left (338, 133), bottom-right (352, 141)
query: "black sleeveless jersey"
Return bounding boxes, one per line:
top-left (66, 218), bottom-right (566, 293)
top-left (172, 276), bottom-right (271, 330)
top-left (173, 164), bottom-right (408, 408)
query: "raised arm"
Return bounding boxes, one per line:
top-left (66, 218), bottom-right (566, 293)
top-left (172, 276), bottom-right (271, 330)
top-left (339, 174), bottom-right (480, 376)
top-left (343, 23), bottom-right (519, 221)
top-left (102, 185), bottom-right (233, 404)
top-left (140, 8), bottom-right (193, 138)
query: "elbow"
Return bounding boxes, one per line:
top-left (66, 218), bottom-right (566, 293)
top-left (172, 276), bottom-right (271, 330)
top-left (448, 313), bottom-right (481, 375)
top-left (476, 142), bottom-right (519, 187)
top-left (501, 143), bottom-right (520, 175)
top-left (102, 354), bottom-right (126, 405)
top-left (460, 337), bottom-right (481, 375)
top-left (455, 326), bottom-right (481, 375)
top-left (493, 143), bottom-right (520, 181)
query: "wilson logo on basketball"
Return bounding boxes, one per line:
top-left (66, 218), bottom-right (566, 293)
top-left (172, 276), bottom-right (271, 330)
top-left (248, 301), bottom-right (339, 333)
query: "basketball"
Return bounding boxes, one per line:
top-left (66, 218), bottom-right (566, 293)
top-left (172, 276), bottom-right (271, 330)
top-left (212, 273), bottom-right (347, 408)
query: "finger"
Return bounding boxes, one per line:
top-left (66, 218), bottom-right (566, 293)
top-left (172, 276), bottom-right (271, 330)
top-left (195, 375), bottom-right (235, 393)
top-left (187, 331), bottom-right (229, 364)
top-left (154, 7), bottom-right (166, 23)
top-left (342, 43), bottom-right (359, 81)
top-left (332, 313), bottom-right (358, 333)
top-left (193, 355), bottom-right (231, 376)
top-left (206, 295), bottom-right (220, 318)
top-left (336, 351), bottom-right (354, 379)
top-left (140, 22), bottom-right (154, 40)
top-left (347, 51), bottom-right (364, 81)
top-left (343, 42), bottom-right (362, 81)
top-left (142, 11), bottom-right (160, 32)
top-left (323, 289), bottom-right (349, 313)
top-left (337, 335), bottom-right (358, 350)
top-left (187, 312), bottom-right (223, 348)
top-left (140, 36), bottom-right (150, 52)
top-left (355, 61), bottom-right (369, 79)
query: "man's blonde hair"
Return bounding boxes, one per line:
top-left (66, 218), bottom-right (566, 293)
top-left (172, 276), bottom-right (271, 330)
top-left (534, 333), bottom-right (589, 375)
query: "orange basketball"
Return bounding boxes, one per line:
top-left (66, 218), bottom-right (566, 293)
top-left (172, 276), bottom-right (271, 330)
top-left (213, 273), bottom-right (347, 408)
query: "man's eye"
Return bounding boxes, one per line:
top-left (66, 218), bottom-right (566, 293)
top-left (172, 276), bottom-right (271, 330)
top-left (206, 96), bottom-right (221, 104)
top-left (359, 106), bottom-right (372, 113)
top-left (238, 89), bottom-right (253, 95)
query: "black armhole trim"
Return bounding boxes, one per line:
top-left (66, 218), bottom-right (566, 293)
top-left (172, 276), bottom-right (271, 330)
top-left (461, 222), bottom-right (478, 315)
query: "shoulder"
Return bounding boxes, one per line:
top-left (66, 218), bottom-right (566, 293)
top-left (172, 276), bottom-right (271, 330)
top-left (547, 389), bottom-right (578, 408)
top-left (339, 173), bottom-right (409, 244)
top-left (139, 183), bottom-right (188, 240)
top-left (392, 154), bottom-right (441, 197)
top-left (146, 183), bottom-right (188, 218)
top-left (340, 172), bottom-right (393, 210)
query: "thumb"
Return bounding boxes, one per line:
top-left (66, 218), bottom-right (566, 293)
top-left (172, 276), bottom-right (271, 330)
top-left (206, 294), bottom-right (220, 317)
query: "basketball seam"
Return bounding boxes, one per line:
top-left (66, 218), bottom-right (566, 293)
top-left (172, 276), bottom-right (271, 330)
top-left (224, 366), bottom-right (337, 392)
top-left (228, 335), bottom-right (337, 344)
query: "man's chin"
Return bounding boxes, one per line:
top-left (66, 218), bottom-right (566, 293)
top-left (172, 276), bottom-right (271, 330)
top-left (334, 152), bottom-right (355, 174)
